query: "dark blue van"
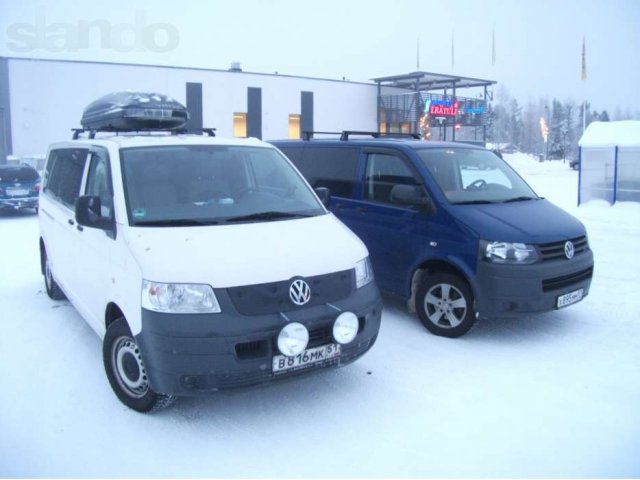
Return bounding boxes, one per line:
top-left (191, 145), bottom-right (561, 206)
top-left (270, 133), bottom-right (594, 337)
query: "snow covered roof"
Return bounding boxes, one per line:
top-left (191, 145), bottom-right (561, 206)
top-left (579, 121), bottom-right (640, 148)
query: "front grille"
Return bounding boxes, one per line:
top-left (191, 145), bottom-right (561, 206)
top-left (308, 325), bottom-right (332, 348)
top-left (227, 269), bottom-right (354, 315)
top-left (539, 236), bottom-right (589, 261)
top-left (235, 340), bottom-right (269, 360)
top-left (542, 267), bottom-right (593, 292)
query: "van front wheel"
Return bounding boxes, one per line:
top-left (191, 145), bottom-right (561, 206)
top-left (416, 273), bottom-right (476, 338)
top-left (103, 318), bottom-right (175, 412)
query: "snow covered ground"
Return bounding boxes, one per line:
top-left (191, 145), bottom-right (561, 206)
top-left (1, 153), bottom-right (639, 478)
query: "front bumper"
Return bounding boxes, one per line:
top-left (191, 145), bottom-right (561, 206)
top-left (135, 282), bottom-right (382, 396)
top-left (0, 196), bottom-right (39, 210)
top-left (474, 250), bottom-right (594, 318)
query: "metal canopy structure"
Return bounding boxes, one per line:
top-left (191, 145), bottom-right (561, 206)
top-left (372, 71), bottom-right (496, 91)
top-left (372, 71), bottom-right (497, 143)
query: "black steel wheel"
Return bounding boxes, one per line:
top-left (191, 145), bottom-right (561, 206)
top-left (43, 249), bottom-right (66, 300)
top-left (103, 318), bottom-right (175, 412)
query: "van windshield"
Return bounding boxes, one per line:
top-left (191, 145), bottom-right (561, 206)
top-left (120, 145), bottom-right (325, 226)
top-left (415, 148), bottom-right (538, 204)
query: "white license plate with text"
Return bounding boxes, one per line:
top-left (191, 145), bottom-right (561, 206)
top-left (272, 344), bottom-right (341, 374)
top-left (557, 288), bottom-right (584, 308)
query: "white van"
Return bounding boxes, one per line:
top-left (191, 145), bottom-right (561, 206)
top-left (38, 94), bottom-right (382, 412)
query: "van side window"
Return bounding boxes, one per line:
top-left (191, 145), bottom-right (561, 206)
top-left (365, 153), bottom-right (420, 204)
top-left (298, 148), bottom-right (358, 198)
top-left (85, 151), bottom-right (113, 218)
top-left (44, 148), bottom-right (89, 208)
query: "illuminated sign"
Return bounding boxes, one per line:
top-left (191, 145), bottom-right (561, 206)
top-left (460, 105), bottom-right (486, 114)
top-left (423, 97), bottom-right (486, 119)
top-left (430, 101), bottom-right (459, 117)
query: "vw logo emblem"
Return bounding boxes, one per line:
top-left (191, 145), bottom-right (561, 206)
top-left (564, 241), bottom-right (575, 259)
top-left (289, 279), bottom-right (311, 306)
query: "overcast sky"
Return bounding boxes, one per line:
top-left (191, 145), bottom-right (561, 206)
top-left (1, 0), bottom-right (639, 114)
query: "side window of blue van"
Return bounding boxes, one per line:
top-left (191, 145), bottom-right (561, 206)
top-left (365, 153), bottom-right (420, 204)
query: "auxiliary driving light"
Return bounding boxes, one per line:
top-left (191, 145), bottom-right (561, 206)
top-left (277, 322), bottom-right (309, 357)
top-left (333, 312), bottom-right (359, 345)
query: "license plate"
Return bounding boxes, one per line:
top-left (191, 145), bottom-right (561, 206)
top-left (7, 188), bottom-right (29, 196)
top-left (557, 288), bottom-right (584, 308)
top-left (272, 344), bottom-right (341, 374)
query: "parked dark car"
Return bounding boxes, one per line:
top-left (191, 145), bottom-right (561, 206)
top-left (0, 164), bottom-right (41, 213)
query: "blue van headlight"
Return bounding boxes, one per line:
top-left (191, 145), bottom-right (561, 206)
top-left (355, 257), bottom-right (374, 288)
top-left (482, 241), bottom-right (539, 264)
top-left (142, 280), bottom-right (221, 313)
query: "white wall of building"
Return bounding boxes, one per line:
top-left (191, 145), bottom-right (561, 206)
top-left (7, 58), bottom-right (388, 156)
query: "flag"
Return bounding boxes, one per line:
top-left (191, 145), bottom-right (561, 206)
top-left (451, 30), bottom-right (455, 70)
top-left (492, 26), bottom-right (496, 65)
top-left (581, 36), bottom-right (587, 80)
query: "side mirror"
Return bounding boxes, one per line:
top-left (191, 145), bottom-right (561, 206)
top-left (314, 187), bottom-right (331, 207)
top-left (390, 184), bottom-right (436, 213)
top-left (76, 195), bottom-right (114, 231)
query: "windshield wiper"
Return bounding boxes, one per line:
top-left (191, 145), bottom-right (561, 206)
top-left (225, 211), bottom-right (312, 223)
top-left (135, 218), bottom-right (219, 227)
top-left (453, 200), bottom-right (497, 205)
top-left (501, 196), bottom-right (538, 203)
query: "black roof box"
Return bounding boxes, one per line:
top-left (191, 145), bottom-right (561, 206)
top-left (81, 92), bottom-right (189, 131)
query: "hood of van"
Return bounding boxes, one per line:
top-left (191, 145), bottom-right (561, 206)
top-left (450, 199), bottom-right (586, 243)
top-left (123, 213), bottom-right (368, 288)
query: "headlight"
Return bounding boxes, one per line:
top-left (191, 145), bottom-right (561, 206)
top-left (355, 257), bottom-right (374, 288)
top-left (142, 280), bottom-right (221, 313)
top-left (482, 241), bottom-right (539, 264)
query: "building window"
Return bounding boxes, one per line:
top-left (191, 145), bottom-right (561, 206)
top-left (288, 114), bottom-right (301, 139)
top-left (233, 113), bottom-right (247, 137)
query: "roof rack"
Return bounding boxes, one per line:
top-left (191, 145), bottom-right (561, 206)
top-left (71, 127), bottom-right (216, 140)
top-left (301, 130), bottom-right (421, 141)
top-left (301, 131), bottom-right (342, 141)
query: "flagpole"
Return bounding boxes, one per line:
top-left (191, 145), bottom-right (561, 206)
top-left (581, 35), bottom-right (587, 133)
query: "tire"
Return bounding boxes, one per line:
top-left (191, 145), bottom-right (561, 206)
top-left (43, 249), bottom-right (66, 300)
top-left (103, 318), bottom-right (176, 413)
top-left (416, 272), bottom-right (476, 338)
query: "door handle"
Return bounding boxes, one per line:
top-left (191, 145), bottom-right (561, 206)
top-left (68, 219), bottom-right (75, 226)
top-left (357, 207), bottom-right (368, 214)
top-left (76, 225), bottom-right (84, 232)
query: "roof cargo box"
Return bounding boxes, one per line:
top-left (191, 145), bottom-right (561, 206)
top-left (81, 92), bottom-right (189, 130)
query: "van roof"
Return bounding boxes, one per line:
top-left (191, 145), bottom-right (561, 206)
top-left (270, 137), bottom-right (484, 151)
top-left (49, 134), bottom-right (270, 150)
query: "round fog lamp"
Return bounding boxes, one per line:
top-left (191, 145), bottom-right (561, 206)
top-left (277, 322), bottom-right (309, 357)
top-left (333, 312), bottom-right (359, 345)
